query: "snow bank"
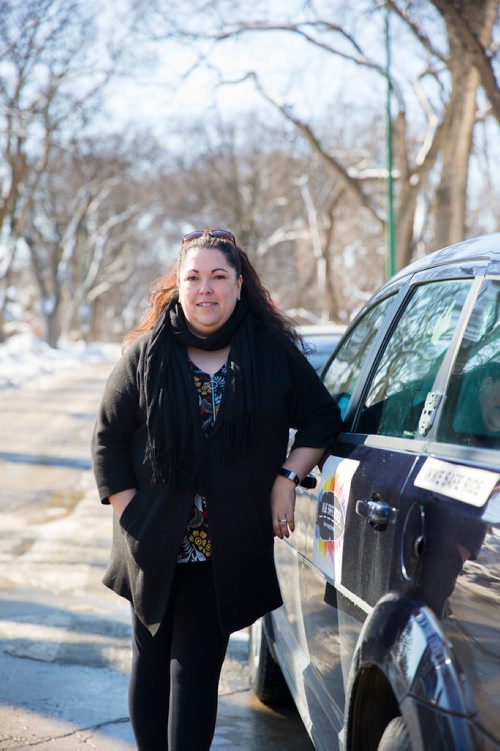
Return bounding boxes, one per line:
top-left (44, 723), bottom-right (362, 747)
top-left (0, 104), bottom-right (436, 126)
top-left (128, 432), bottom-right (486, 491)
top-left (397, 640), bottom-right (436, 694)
top-left (0, 334), bottom-right (121, 390)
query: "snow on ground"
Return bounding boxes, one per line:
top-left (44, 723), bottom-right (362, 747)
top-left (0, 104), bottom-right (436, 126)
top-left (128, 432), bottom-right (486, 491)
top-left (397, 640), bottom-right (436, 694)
top-left (0, 334), bottom-right (121, 390)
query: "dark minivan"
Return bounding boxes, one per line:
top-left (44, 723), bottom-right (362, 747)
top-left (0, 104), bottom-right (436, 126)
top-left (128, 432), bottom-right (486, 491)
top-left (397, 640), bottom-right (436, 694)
top-left (249, 234), bottom-right (500, 750)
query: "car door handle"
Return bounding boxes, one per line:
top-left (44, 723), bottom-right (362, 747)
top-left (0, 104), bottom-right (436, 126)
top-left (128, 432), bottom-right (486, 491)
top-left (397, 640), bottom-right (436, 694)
top-left (355, 495), bottom-right (397, 531)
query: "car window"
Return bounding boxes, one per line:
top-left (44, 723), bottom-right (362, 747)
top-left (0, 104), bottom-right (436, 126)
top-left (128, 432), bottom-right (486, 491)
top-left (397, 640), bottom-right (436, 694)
top-left (322, 296), bottom-right (393, 419)
top-left (355, 279), bottom-right (472, 439)
top-left (437, 278), bottom-right (500, 449)
top-left (304, 334), bottom-right (343, 372)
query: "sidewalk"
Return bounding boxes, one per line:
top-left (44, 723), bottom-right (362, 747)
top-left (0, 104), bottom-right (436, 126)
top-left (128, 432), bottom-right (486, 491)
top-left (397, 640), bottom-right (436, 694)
top-left (0, 363), bottom-right (312, 750)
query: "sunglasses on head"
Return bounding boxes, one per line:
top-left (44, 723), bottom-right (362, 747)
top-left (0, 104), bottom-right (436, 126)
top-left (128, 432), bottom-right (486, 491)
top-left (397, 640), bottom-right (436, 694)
top-left (182, 229), bottom-right (237, 247)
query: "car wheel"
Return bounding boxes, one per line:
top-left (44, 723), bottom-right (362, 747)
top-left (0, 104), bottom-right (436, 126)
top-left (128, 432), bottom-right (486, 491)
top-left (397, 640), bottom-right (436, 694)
top-left (377, 716), bottom-right (412, 750)
top-left (248, 617), bottom-right (291, 706)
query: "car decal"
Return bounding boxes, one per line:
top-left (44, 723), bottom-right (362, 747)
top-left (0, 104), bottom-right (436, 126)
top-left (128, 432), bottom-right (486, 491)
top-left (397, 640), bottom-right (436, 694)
top-left (313, 456), bottom-right (359, 584)
top-left (414, 456), bottom-right (499, 507)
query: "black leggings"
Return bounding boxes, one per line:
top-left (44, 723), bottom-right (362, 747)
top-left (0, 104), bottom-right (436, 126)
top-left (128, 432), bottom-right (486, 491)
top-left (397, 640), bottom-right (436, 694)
top-left (129, 563), bottom-right (229, 751)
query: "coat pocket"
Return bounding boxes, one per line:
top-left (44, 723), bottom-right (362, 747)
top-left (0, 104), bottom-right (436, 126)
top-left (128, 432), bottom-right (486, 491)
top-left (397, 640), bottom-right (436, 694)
top-left (119, 490), bottom-right (143, 534)
top-left (118, 490), bottom-right (155, 570)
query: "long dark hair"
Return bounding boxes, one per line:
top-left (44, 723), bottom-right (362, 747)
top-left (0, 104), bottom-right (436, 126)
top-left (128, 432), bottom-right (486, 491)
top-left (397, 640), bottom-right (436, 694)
top-left (124, 233), bottom-right (302, 350)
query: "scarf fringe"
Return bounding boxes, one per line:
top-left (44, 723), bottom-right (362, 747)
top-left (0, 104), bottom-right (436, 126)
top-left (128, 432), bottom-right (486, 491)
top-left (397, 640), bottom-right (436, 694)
top-left (145, 444), bottom-right (208, 492)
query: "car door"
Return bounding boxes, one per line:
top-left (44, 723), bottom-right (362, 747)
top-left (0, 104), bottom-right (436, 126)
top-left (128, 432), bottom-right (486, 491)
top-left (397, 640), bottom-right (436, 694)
top-left (297, 291), bottom-right (397, 745)
top-left (338, 276), bottom-right (476, 602)
top-left (303, 273), bottom-right (477, 748)
top-left (425, 275), bottom-right (500, 746)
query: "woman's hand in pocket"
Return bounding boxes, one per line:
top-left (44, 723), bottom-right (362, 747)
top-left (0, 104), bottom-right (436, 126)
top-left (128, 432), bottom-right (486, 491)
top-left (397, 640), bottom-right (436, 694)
top-left (109, 488), bottom-right (137, 520)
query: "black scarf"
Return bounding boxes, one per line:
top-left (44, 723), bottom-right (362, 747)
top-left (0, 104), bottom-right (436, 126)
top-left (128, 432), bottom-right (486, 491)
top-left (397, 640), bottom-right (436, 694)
top-left (143, 299), bottom-right (256, 491)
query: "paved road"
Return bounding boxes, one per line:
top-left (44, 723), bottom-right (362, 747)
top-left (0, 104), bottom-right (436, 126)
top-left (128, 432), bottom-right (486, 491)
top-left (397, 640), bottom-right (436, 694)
top-left (0, 361), bottom-right (313, 750)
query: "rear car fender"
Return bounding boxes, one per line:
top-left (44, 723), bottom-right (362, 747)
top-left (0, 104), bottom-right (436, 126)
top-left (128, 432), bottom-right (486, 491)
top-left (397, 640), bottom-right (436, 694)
top-left (345, 594), bottom-right (475, 745)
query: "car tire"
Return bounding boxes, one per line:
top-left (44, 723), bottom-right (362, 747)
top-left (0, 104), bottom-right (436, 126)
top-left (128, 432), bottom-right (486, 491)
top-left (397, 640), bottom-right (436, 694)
top-left (248, 618), bottom-right (291, 706)
top-left (377, 716), bottom-right (412, 750)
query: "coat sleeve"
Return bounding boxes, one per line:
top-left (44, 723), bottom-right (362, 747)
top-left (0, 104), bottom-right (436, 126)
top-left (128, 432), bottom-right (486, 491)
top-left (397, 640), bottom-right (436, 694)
top-left (286, 347), bottom-right (343, 452)
top-left (91, 342), bottom-right (142, 504)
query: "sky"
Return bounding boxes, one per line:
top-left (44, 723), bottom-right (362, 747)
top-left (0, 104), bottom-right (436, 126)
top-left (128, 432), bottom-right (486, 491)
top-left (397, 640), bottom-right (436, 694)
top-left (91, 0), bottom-right (475, 169)
top-left (96, 2), bottom-right (387, 140)
top-left (103, 35), bottom-right (346, 133)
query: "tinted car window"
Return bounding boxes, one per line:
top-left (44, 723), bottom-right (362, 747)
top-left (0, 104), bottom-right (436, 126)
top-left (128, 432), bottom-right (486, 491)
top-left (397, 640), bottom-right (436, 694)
top-left (322, 296), bottom-right (393, 419)
top-left (355, 279), bottom-right (472, 438)
top-left (437, 278), bottom-right (500, 449)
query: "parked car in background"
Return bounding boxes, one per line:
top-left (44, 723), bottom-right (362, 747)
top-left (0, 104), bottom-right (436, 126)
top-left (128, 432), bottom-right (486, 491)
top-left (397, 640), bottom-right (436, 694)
top-left (300, 324), bottom-right (345, 372)
top-left (250, 234), bottom-right (500, 750)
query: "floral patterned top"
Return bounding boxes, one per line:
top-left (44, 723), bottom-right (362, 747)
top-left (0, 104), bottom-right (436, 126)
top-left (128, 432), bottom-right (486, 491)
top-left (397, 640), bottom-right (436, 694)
top-left (177, 360), bottom-right (227, 564)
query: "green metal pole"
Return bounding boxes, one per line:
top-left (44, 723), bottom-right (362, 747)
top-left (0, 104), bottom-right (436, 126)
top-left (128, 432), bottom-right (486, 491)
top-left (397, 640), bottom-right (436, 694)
top-left (385, 3), bottom-right (396, 277)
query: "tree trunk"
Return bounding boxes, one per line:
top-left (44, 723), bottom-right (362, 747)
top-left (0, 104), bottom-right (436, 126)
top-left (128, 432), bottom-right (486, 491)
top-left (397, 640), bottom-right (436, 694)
top-left (26, 236), bottom-right (62, 349)
top-left (321, 185), bottom-right (344, 320)
top-left (0, 240), bottom-right (16, 343)
top-left (392, 102), bottom-right (449, 268)
top-left (44, 267), bottom-right (62, 349)
top-left (46, 305), bottom-right (61, 349)
top-left (434, 71), bottom-right (479, 248)
top-left (433, 0), bottom-right (497, 248)
top-left (432, 0), bottom-right (500, 124)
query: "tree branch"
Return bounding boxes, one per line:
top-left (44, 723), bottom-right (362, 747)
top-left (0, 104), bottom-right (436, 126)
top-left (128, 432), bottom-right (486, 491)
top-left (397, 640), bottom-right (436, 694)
top-left (242, 72), bottom-right (385, 227)
top-left (387, 1), bottom-right (447, 63)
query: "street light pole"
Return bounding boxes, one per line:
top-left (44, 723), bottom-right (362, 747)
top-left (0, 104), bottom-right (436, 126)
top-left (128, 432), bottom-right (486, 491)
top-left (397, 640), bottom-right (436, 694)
top-left (385, 2), bottom-right (396, 278)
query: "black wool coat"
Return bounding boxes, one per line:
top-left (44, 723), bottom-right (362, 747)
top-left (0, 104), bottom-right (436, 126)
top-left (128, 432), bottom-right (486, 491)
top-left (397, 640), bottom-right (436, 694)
top-left (91, 325), bottom-right (342, 636)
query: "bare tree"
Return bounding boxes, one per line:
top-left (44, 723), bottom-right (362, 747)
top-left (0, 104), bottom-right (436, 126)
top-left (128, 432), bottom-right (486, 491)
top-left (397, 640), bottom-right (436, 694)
top-left (387, 0), bottom-right (499, 249)
top-left (0, 0), bottom-right (115, 343)
top-left (23, 132), bottom-right (170, 345)
top-left (430, 0), bottom-right (498, 246)
top-left (131, 0), bottom-right (499, 274)
top-left (147, 114), bottom-right (385, 323)
top-left (431, 0), bottom-right (500, 123)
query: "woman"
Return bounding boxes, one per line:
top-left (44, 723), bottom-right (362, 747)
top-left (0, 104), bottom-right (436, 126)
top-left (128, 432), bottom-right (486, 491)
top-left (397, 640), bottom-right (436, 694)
top-left (91, 228), bottom-right (342, 750)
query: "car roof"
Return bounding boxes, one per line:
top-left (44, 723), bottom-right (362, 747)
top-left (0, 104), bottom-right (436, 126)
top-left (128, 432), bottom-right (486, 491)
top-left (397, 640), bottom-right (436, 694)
top-left (390, 233), bottom-right (500, 285)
